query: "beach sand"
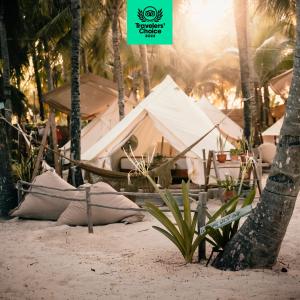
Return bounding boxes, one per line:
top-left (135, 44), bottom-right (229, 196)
top-left (0, 187), bottom-right (300, 299)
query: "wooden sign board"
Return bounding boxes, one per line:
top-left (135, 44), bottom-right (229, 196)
top-left (199, 204), bottom-right (252, 235)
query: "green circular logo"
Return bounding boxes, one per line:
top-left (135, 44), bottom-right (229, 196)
top-left (143, 6), bottom-right (157, 21)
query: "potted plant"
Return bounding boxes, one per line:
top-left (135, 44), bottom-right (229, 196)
top-left (216, 134), bottom-right (228, 163)
top-left (217, 175), bottom-right (238, 202)
top-left (229, 148), bottom-right (240, 161)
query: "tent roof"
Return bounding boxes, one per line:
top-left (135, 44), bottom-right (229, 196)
top-left (194, 97), bottom-right (243, 141)
top-left (82, 75), bottom-right (233, 161)
top-left (262, 117), bottom-right (283, 136)
top-left (270, 69), bottom-right (292, 100)
top-left (44, 74), bottom-right (120, 119)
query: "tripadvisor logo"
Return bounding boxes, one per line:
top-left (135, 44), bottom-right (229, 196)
top-left (135, 6), bottom-right (165, 38)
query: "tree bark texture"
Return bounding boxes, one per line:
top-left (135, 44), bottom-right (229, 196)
top-left (43, 40), bottom-right (54, 92)
top-left (0, 7), bottom-right (11, 123)
top-left (263, 84), bottom-right (270, 128)
top-left (69, 0), bottom-right (83, 187)
top-left (139, 45), bottom-right (150, 97)
top-left (234, 0), bottom-right (252, 142)
top-left (0, 6), bottom-right (17, 215)
top-left (112, 0), bottom-right (125, 120)
top-left (213, 0), bottom-right (300, 270)
top-left (32, 46), bottom-right (45, 120)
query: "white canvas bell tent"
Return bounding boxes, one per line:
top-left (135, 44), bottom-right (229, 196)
top-left (193, 97), bottom-right (243, 141)
top-left (262, 117), bottom-right (283, 143)
top-left (61, 100), bottom-right (133, 159)
top-left (81, 76), bottom-right (233, 184)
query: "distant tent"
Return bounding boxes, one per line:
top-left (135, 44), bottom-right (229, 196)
top-left (49, 74), bottom-right (135, 158)
top-left (44, 74), bottom-right (121, 120)
top-left (81, 76), bottom-right (233, 185)
top-left (262, 117), bottom-right (283, 143)
top-left (194, 97), bottom-right (243, 141)
top-left (61, 101), bottom-right (133, 159)
top-left (269, 69), bottom-right (292, 100)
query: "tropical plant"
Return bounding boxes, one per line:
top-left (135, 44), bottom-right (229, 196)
top-left (144, 180), bottom-right (205, 263)
top-left (205, 189), bottom-right (256, 258)
top-left (217, 175), bottom-right (238, 191)
top-left (13, 151), bottom-right (36, 182)
top-left (216, 134), bottom-right (228, 153)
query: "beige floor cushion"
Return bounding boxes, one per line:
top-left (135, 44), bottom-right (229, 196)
top-left (258, 142), bottom-right (277, 164)
top-left (57, 182), bottom-right (144, 226)
top-left (10, 170), bottom-right (79, 220)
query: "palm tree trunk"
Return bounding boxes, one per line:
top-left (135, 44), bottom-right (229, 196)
top-left (0, 5), bottom-right (17, 215)
top-left (43, 40), bottom-right (54, 92)
top-left (234, 0), bottom-right (252, 142)
top-left (32, 46), bottom-right (45, 120)
top-left (213, 0), bottom-right (300, 270)
top-left (139, 45), bottom-right (150, 97)
top-left (112, 0), bottom-right (125, 120)
top-left (68, 0), bottom-right (83, 187)
top-left (263, 84), bottom-right (270, 128)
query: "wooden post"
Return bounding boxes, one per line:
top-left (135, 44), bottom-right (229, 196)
top-left (31, 120), bottom-right (51, 181)
top-left (86, 186), bottom-right (93, 234)
top-left (205, 151), bottom-right (213, 190)
top-left (17, 181), bottom-right (22, 204)
top-left (202, 149), bottom-right (207, 191)
top-left (49, 110), bottom-right (61, 175)
top-left (198, 192), bottom-right (207, 261)
top-left (212, 151), bottom-right (224, 202)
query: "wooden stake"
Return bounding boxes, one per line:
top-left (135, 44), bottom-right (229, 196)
top-left (86, 186), bottom-right (94, 234)
top-left (31, 120), bottom-right (51, 181)
top-left (49, 110), bottom-right (61, 175)
top-left (198, 192), bottom-right (207, 261)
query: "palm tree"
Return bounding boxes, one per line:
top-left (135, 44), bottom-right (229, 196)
top-left (234, 0), bottom-right (252, 142)
top-left (139, 45), bottom-right (151, 97)
top-left (68, 0), bottom-right (83, 187)
top-left (110, 0), bottom-right (125, 119)
top-left (213, 0), bottom-right (300, 271)
top-left (0, 0), bottom-right (17, 215)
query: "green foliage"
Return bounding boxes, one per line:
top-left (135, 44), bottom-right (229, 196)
top-left (144, 180), bottom-right (205, 263)
top-left (216, 134), bottom-right (228, 153)
top-left (217, 175), bottom-right (238, 191)
top-left (205, 189), bottom-right (256, 252)
top-left (13, 151), bottom-right (36, 182)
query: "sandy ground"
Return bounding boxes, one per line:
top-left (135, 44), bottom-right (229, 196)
top-left (1, 187), bottom-right (300, 299)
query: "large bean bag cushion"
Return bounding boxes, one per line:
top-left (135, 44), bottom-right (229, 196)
top-left (57, 182), bottom-right (144, 226)
top-left (10, 170), bottom-right (79, 220)
top-left (258, 142), bottom-right (277, 164)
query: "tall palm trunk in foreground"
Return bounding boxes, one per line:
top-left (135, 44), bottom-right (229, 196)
top-left (139, 45), bottom-right (150, 97)
top-left (111, 0), bottom-right (125, 120)
top-left (0, 3), bottom-right (17, 215)
top-left (213, 0), bottom-right (300, 270)
top-left (234, 0), bottom-right (252, 142)
top-left (69, 0), bottom-right (83, 187)
top-left (31, 46), bottom-right (45, 120)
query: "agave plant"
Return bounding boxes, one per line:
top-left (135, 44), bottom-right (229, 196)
top-left (145, 179), bottom-right (205, 263)
top-left (205, 189), bottom-right (256, 254)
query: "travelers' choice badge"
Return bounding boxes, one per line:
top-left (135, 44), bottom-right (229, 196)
top-left (127, 0), bottom-right (173, 45)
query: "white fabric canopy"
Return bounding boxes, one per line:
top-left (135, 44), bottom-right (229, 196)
top-left (82, 76), bottom-right (233, 184)
top-left (194, 97), bottom-right (243, 141)
top-left (262, 117), bottom-right (283, 137)
top-left (61, 100), bottom-right (134, 159)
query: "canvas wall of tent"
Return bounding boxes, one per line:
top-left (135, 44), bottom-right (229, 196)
top-left (64, 75), bottom-right (243, 188)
